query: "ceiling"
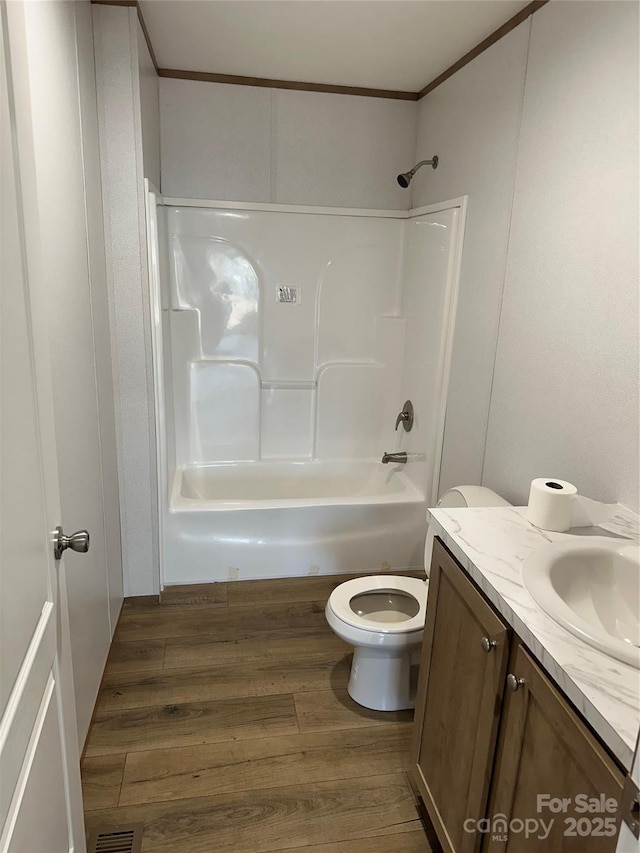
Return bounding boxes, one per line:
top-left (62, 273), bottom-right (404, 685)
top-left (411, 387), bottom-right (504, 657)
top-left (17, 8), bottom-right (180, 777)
top-left (139, 0), bottom-right (532, 93)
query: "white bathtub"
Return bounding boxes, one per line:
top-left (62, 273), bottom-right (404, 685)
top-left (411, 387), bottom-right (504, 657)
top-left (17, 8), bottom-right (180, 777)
top-left (163, 460), bottom-right (426, 584)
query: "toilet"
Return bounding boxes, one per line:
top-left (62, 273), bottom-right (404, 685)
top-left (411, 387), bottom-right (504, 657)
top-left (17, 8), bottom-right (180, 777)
top-left (325, 485), bottom-right (511, 711)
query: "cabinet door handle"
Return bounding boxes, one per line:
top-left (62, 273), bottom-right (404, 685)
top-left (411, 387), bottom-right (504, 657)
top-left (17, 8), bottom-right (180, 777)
top-left (481, 637), bottom-right (497, 653)
top-left (507, 673), bottom-right (526, 692)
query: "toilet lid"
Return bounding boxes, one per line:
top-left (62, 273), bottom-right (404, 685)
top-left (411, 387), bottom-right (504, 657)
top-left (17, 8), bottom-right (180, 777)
top-left (328, 575), bottom-right (427, 634)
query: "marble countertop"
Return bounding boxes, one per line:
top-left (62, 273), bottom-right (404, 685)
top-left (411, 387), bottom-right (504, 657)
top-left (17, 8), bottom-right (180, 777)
top-left (427, 500), bottom-right (639, 771)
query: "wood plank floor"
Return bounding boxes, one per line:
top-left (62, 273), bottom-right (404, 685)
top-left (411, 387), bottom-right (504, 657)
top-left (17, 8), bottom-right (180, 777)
top-left (82, 572), bottom-right (433, 852)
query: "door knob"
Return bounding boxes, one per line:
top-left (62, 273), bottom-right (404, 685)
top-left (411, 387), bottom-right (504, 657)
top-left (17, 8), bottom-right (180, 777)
top-left (53, 526), bottom-right (90, 561)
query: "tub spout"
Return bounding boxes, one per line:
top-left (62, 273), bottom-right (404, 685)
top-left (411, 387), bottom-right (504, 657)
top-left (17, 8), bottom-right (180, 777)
top-left (381, 452), bottom-right (408, 464)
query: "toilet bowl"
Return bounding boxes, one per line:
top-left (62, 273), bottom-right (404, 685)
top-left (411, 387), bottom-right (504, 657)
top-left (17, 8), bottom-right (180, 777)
top-left (325, 484), bottom-right (511, 711)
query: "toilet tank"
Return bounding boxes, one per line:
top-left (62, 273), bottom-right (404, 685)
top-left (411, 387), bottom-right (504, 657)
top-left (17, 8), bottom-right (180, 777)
top-left (424, 485), bottom-right (511, 576)
top-left (437, 485), bottom-right (511, 510)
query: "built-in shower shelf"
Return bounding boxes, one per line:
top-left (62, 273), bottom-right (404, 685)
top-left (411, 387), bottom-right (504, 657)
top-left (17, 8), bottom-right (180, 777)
top-left (261, 380), bottom-right (316, 390)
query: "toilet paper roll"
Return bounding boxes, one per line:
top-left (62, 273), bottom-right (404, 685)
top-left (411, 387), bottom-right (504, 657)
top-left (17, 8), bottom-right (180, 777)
top-left (526, 478), bottom-right (577, 532)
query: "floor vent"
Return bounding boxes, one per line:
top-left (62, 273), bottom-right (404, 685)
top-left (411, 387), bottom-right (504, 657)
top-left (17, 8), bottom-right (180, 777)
top-left (87, 823), bottom-right (143, 853)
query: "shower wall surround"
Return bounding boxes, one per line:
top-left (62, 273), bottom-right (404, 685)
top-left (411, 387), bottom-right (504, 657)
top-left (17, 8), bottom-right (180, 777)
top-left (166, 206), bottom-right (406, 467)
top-left (152, 198), bottom-right (466, 583)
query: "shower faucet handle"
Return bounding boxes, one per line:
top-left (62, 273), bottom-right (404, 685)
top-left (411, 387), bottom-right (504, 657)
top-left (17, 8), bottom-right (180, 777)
top-left (395, 400), bottom-right (414, 432)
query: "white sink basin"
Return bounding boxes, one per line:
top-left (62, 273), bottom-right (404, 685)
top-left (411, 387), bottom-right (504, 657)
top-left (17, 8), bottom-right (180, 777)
top-left (522, 537), bottom-right (640, 669)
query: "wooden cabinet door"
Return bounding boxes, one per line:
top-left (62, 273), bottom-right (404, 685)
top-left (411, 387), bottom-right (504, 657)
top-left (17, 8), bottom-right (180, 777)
top-left (412, 538), bottom-right (511, 853)
top-left (483, 643), bottom-right (625, 853)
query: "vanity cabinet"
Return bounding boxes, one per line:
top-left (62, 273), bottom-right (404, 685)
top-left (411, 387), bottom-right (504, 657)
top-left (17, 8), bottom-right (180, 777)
top-left (411, 537), bottom-right (512, 853)
top-left (483, 641), bottom-right (624, 852)
top-left (412, 537), bottom-right (626, 853)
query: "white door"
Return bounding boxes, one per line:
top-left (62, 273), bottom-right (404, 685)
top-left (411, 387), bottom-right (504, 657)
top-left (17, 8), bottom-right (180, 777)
top-left (0, 3), bottom-right (85, 851)
top-left (17, 0), bottom-right (119, 748)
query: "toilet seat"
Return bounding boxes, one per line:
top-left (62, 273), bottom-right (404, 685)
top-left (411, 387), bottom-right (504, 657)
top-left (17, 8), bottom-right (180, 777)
top-left (324, 486), bottom-right (511, 711)
top-left (328, 575), bottom-right (427, 634)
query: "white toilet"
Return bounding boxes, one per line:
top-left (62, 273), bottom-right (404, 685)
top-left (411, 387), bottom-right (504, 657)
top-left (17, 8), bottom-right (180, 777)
top-left (325, 485), bottom-right (511, 711)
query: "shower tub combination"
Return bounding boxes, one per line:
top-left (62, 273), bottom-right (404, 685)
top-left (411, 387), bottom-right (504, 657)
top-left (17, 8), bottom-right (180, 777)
top-left (146, 188), bottom-right (466, 586)
top-left (166, 460), bottom-right (425, 581)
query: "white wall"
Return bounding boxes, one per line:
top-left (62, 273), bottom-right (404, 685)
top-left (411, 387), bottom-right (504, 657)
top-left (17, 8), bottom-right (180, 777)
top-left (137, 25), bottom-right (160, 187)
top-left (74, 0), bottom-right (123, 639)
top-left (97, 0), bottom-right (638, 597)
top-left (415, 1), bottom-right (638, 511)
top-left (413, 22), bottom-right (530, 495)
top-left (93, 4), bottom-right (159, 595)
top-left (483, 0), bottom-right (639, 509)
top-left (160, 79), bottom-right (417, 209)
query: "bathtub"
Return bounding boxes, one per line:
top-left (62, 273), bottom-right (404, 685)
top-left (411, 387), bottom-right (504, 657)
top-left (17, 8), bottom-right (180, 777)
top-left (163, 460), bottom-right (427, 584)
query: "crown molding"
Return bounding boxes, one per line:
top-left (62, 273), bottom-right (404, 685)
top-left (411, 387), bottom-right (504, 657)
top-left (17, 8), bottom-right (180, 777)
top-left (91, 0), bottom-right (549, 101)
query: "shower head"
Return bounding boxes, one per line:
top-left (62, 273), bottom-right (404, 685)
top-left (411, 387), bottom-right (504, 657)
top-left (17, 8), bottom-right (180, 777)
top-left (396, 155), bottom-right (438, 188)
